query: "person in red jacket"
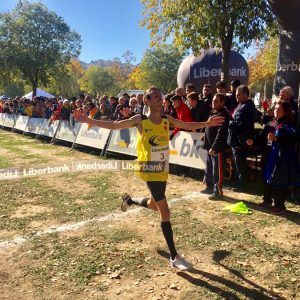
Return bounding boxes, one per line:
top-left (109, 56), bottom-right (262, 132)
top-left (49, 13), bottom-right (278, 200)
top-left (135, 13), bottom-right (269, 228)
top-left (170, 95), bottom-right (193, 139)
top-left (261, 99), bottom-right (269, 114)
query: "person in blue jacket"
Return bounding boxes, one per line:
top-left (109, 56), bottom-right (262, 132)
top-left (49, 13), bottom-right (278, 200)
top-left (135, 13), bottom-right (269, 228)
top-left (261, 100), bottom-right (300, 214)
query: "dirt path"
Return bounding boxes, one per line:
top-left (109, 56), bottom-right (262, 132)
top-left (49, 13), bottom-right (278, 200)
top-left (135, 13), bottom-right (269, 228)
top-left (0, 130), bottom-right (299, 300)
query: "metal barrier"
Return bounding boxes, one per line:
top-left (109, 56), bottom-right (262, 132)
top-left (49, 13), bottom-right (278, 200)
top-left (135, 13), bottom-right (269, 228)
top-left (0, 113), bottom-right (208, 170)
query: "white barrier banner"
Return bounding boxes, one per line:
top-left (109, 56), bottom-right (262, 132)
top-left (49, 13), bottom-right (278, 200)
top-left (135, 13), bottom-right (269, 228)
top-left (169, 131), bottom-right (206, 170)
top-left (2, 114), bottom-right (16, 128)
top-left (0, 113), bottom-right (5, 125)
top-left (14, 115), bottom-right (29, 131)
top-left (54, 121), bottom-right (81, 143)
top-left (107, 128), bottom-right (138, 156)
top-left (25, 118), bottom-right (44, 134)
top-left (74, 123), bottom-right (111, 149)
top-left (39, 119), bottom-right (60, 137)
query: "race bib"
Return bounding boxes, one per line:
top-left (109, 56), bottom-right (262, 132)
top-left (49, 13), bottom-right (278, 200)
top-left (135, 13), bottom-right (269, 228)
top-left (150, 146), bottom-right (169, 162)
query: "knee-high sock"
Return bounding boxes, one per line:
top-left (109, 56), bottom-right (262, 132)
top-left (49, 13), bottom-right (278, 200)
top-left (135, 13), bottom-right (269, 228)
top-left (127, 197), bottom-right (148, 208)
top-left (161, 221), bottom-right (177, 260)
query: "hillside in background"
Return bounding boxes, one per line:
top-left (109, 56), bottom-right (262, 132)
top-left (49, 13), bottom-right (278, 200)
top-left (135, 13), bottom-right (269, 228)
top-left (79, 59), bottom-right (136, 69)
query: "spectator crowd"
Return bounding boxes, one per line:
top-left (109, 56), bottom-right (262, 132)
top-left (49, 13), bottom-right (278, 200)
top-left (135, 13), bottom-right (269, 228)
top-left (0, 92), bottom-right (145, 122)
top-left (1, 80), bottom-right (299, 214)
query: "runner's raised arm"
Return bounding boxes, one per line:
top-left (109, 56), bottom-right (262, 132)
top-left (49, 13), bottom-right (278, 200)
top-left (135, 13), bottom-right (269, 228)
top-left (74, 110), bottom-right (141, 130)
top-left (167, 115), bottom-right (224, 131)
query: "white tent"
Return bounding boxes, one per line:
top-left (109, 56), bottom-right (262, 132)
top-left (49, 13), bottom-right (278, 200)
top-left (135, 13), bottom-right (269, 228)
top-left (23, 88), bottom-right (55, 99)
top-left (117, 90), bottom-right (144, 97)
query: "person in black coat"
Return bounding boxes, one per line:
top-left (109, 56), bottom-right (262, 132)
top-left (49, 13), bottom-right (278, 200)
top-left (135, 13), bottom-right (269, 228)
top-left (200, 84), bottom-right (213, 117)
top-left (201, 93), bottom-right (231, 200)
top-left (261, 100), bottom-right (300, 214)
top-left (227, 79), bottom-right (240, 115)
top-left (216, 80), bottom-right (231, 112)
top-left (227, 85), bottom-right (256, 191)
top-left (187, 92), bottom-right (210, 132)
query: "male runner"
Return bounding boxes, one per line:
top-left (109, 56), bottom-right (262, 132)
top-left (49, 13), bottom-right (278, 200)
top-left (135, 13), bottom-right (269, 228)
top-left (75, 87), bottom-right (223, 270)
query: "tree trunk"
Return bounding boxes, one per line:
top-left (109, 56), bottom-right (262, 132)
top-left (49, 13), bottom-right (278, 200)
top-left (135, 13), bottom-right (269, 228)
top-left (272, 30), bottom-right (300, 99)
top-left (221, 35), bottom-right (233, 88)
top-left (32, 83), bottom-right (38, 98)
top-left (221, 47), bottom-right (230, 86)
top-left (32, 72), bottom-right (39, 97)
top-left (268, 0), bottom-right (300, 99)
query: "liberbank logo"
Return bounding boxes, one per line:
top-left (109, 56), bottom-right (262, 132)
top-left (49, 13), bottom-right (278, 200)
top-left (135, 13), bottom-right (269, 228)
top-left (193, 67), bottom-right (247, 78)
top-left (278, 62), bottom-right (300, 72)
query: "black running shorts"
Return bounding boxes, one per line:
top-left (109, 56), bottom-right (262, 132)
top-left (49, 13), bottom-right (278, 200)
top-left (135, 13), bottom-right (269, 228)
top-left (146, 181), bottom-right (167, 202)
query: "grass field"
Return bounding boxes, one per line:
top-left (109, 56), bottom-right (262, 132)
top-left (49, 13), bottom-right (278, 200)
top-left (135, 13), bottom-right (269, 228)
top-left (0, 129), bottom-right (299, 300)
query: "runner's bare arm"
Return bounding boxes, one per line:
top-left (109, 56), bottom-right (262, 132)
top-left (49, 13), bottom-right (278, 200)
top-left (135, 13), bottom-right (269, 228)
top-left (74, 110), bottom-right (142, 130)
top-left (167, 115), bottom-right (224, 130)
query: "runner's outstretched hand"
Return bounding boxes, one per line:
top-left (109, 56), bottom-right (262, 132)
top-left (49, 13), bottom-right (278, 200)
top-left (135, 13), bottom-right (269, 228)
top-left (74, 109), bottom-right (89, 123)
top-left (207, 116), bottom-right (224, 127)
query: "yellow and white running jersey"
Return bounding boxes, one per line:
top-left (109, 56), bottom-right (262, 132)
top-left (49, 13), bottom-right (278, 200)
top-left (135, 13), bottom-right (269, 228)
top-left (136, 115), bottom-right (169, 181)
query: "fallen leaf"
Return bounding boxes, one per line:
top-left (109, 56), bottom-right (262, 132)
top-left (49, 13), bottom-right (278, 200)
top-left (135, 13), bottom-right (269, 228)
top-left (169, 283), bottom-right (180, 290)
top-left (109, 272), bottom-right (121, 279)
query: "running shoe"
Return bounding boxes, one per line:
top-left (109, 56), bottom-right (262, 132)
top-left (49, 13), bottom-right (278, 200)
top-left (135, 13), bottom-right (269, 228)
top-left (208, 192), bottom-right (223, 200)
top-left (258, 201), bottom-right (272, 208)
top-left (200, 187), bottom-right (213, 194)
top-left (271, 206), bottom-right (286, 215)
top-left (170, 255), bottom-right (193, 271)
top-left (121, 193), bottom-right (132, 212)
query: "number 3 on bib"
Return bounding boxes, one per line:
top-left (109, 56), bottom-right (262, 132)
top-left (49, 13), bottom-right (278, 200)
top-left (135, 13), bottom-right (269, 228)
top-left (151, 146), bottom-right (169, 162)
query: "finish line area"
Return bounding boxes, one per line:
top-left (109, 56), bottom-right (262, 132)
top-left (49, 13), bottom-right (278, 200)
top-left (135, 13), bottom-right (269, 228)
top-left (0, 129), bottom-right (298, 300)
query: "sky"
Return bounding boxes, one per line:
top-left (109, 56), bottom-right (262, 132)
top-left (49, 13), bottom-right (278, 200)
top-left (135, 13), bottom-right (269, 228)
top-left (0, 0), bottom-right (254, 64)
top-left (0, 0), bottom-right (151, 64)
